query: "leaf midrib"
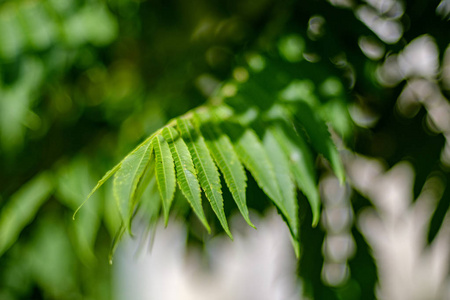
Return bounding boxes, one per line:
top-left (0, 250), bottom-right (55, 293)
top-left (129, 141), bottom-right (152, 202)
top-left (166, 128), bottom-right (195, 198)
top-left (203, 125), bottom-right (241, 198)
top-left (155, 136), bottom-right (171, 200)
top-left (184, 123), bottom-right (216, 194)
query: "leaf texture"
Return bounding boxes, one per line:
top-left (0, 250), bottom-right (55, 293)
top-left (113, 139), bottom-right (153, 231)
top-left (162, 127), bottom-right (210, 232)
top-left (193, 110), bottom-right (254, 228)
top-left (221, 119), bottom-right (292, 225)
top-left (229, 126), bottom-right (281, 202)
top-left (152, 135), bottom-right (176, 225)
top-left (74, 134), bottom-right (157, 219)
top-left (177, 118), bottom-right (232, 238)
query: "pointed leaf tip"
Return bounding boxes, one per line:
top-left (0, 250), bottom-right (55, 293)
top-left (312, 211), bottom-right (320, 227)
top-left (162, 126), bottom-right (210, 233)
top-left (73, 162), bottom-right (122, 220)
top-left (177, 118), bottom-right (232, 238)
top-left (113, 140), bottom-right (153, 233)
top-left (270, 123), bottom-right (321, 229)
top-left (193, 110), bottom-right (254, 229)
top-left (262, 128), bottom-right (299, 239)
top-left (153, 135), bottom-right (176, 227)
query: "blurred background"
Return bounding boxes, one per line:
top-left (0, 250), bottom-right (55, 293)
top-left (0, 0), bottom-right (450, 299)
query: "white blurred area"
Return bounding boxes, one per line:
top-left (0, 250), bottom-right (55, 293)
top-left (354, 0), bottom-right (404, 44)
top-left (376, 35), bottom-right (450, 168)
top-left (320, 174), bottom-right (355, 287)
top-left (348, 154), bottom-right (450, 300)
top-left (111, 154), bottom-right (450, 300)
top-left (350, 1), bottom-right (450, 162)
top-left (112, 211), bottom-right (301, 300)
top-left (437, 0), bottom-right (450, 19)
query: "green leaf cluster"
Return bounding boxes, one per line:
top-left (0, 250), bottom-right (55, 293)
top-left (76, 56), bottom-right (347, 256)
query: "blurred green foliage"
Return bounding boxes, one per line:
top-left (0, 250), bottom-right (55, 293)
top-left (0, 0), bottom-right (449, 299)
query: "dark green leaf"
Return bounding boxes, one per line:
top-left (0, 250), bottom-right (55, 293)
top-left (0, 172), bottom-right (54, 256)
top-left (292, 102), bottom-right (345, 184)
top-left (271, 123), bottom-right (321, 226)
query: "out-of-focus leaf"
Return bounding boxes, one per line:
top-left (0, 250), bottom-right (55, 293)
top-left (292, 102), bottom-right (345, 184)
top-left (56, 157), bottom-right (102, 264)
top-left (319, 98), bottom-right (353, 140)
top-left (0, 172), bottom-right (54, 256)
top-left (0, 8), bottom-right (24, 60)
top-left (26, 217), bottom-right (77, 298)
top-left (63, 4), bottom-right (118, 47)
top-left (19, 2), bottom-right (55, 50)
top-left (136, 164), bottom-right (161, 224)
top-left (109, 224), bottom-right (126, 265)
top-left (103, 180), bottom-right (122, 239)
top-left (263, 128), bottom-right (299, 238)
top-left (278, 34), bottom-right (305, 63)
top-left (271, 123), bottom-right (321, 226)
top-left (0, 58), bottom-right (44, 153)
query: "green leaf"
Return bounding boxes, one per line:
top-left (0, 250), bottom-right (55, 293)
top-left (221, 118), bottom-right (290, 226)
top-left (133, 159), bottom-right (155, 209)
top-left (0, 172), bottom-right (54, 256)
top-left (133, 156), bottom-right (161, 230)
top-left (56, 158), bottom-right (103, 264)
top-left (152, 135), bottom-right (176, 226)
top-left (263, 128), bottom-right (299, 238)
top-left (113, 139), bottom-right (153, 232)
top-left (292, 102), bottom-right (345, 184)
top-left (229, 126), bottom-right (281, 201)
top-left (74, 135), bottom-right (157, 220)
top-left (138, 170), bottom-right (161, 224)
top-left (177, 118), bottom-right (232, 239)
top-left (271, 122), bottom-right (321, 226)
top-left (162, 127), bottom-right (210, 233)
top-left (73, 161), bottom-right (121, 219)
top-left (193, 110), bottom-right (254, 229)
